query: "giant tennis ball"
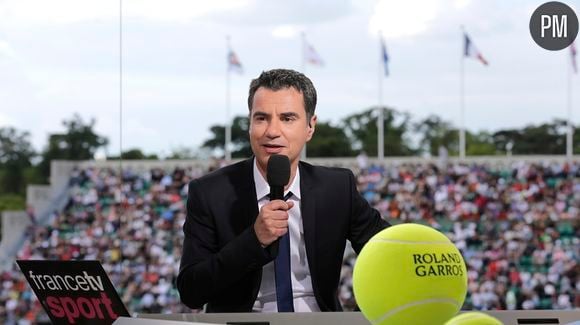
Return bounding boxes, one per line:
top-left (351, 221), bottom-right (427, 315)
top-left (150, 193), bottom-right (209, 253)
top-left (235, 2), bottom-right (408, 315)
top-left (353, 223), bottom-right (468, 325)
top-left (444, 312), bottom-right (504, 325)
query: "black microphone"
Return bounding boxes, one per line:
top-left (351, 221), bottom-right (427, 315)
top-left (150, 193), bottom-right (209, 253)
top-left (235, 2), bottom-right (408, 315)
top-left (266, 154), bottom-right (291, 254)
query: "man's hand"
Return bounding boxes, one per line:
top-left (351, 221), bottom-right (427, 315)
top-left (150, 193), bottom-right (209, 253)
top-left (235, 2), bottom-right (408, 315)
top-left (254, 200), bottom-right (295, 247)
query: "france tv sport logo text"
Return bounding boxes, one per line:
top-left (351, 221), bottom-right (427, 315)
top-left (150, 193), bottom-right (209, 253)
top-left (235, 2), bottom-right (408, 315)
top-left (28, 270), bottom-right (118, 324)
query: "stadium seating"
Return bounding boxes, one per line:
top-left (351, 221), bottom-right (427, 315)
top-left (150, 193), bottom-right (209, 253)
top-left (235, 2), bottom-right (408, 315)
top-left (0, 160), bottom-right (578, 322)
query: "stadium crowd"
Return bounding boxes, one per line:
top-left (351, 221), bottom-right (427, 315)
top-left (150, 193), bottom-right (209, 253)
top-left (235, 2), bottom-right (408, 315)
top-left (1, 159), bottom-right (579, 323)
top-left (340, 161), bottom-right (579, 311)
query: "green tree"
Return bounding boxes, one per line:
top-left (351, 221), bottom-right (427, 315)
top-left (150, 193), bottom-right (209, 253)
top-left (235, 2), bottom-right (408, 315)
top-left (0, 194), bottom-right (26, 212)
top-left (492, 129), bottom-right (520, 154)
top-left (414, 115), bottom-right (458, 156)
top-left (492, 119), bottom-right (566, 154)
top-left (574, 124), bottom-right (580, 154)
top-left (166, 146), bottom-right (197, 160)
top-left (39, 114), bottom-right (108, 181)
top-left (306, 121), bottom-right (353, 157)
top-left (107, 148), bottom-right (159, 160)
top-left (466, 131), bottom-right (496, 155)
top-left (342, 107), bottom-right (415, 156)
top-left (202, 116), bottom-right (252, 158)
top-left (0, 127), bottom-right (36, 194)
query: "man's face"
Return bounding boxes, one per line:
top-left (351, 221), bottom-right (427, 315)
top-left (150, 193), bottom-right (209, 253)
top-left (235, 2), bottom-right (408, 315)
top-left (249, 87), bottom-right (316, 173)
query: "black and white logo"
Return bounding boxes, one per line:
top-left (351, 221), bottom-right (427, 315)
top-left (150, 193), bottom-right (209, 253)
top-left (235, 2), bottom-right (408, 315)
top-left (530, 1), bottom-right (578, 51)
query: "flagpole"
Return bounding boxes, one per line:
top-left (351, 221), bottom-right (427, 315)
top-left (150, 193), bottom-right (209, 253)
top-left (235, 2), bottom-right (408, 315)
top-left (567, 49), bottom-right (573, 159)
top-left (301, 32), bottom-right (307, 74)
top-left (378, 31), bottom-right (384, 160)
top-left (459, 27), bottom-right (466, 160)
top-left (301, 32), bottom-right (307, 160)
top-left (225, 35), bottom-right (232, 162)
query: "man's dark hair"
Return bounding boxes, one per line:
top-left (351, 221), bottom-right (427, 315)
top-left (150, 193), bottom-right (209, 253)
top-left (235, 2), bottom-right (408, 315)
top-left (247, 69), bottom-right (317, 121)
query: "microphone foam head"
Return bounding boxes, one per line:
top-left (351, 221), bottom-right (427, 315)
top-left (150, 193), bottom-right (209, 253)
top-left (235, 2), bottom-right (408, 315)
top-left (266, 154), bottom-right (291, 187)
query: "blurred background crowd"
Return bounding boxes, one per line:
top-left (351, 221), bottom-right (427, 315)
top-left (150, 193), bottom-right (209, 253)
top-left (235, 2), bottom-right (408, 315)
top-left (1, 159), bottom-right (578, 323)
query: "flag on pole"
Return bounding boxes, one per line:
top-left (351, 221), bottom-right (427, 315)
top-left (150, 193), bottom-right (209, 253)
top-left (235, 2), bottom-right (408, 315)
top-left (380, 37), bottom-right (389, 76)
top-left (571, 42), bottom-right (577, 74)
top-left (304, 41), bottom-right (324, 66)
top-left (463, 32), bottom-right (488, 66)
top-left (228, 47), bottom-right (243, 74)
top-left (302, 35), bottom-right (324, 66)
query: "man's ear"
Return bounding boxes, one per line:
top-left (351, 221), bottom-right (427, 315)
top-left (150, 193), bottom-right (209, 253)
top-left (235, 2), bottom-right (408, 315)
top-left (306, 115), bottom-right (317, 141)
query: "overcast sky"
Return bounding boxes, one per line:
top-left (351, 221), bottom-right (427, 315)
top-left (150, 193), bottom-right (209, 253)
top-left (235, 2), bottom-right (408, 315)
top-left (1, 0), bottom-right (579, 157)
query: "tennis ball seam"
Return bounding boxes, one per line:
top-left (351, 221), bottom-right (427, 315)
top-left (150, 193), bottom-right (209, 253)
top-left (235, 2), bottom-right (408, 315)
top-left (371, 297), bottom-right (462, 325)
top-left (446, 313), bottom-right (496, 325)
top-left (370, 238), bottom-right (451, 245)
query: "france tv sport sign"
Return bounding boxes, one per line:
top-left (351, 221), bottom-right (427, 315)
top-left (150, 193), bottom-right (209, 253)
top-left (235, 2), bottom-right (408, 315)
top-left (17, 260), bottom-right (130, 325)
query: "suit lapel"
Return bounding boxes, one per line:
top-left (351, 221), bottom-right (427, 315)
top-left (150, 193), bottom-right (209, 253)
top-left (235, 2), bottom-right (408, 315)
top-left (232, 158), bottom-right (263, 308)
top-left (231, 158), bottom-right (259, 230)
top-left (299, 162), bottom-right (317, 280)
top-left (244, 158), bottom-right (259, 226)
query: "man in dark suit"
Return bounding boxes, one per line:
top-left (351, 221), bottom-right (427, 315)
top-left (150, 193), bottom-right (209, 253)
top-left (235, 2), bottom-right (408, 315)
top-left (177, 69), bottom-right (389, 312)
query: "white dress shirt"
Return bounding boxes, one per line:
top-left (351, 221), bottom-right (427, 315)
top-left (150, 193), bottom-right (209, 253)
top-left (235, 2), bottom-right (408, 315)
top-left (252, 159), bottom-right (320, 312)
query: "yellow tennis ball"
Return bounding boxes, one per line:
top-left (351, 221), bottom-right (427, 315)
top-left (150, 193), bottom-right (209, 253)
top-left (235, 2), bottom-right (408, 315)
top-left (353, 223), bottom-right (468, 325)
top-left (444, 312), bottom-right (504, 325)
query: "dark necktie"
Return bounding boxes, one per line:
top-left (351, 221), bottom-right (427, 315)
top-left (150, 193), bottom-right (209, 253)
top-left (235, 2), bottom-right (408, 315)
top-left (272, 191), bottom-right (294, 312)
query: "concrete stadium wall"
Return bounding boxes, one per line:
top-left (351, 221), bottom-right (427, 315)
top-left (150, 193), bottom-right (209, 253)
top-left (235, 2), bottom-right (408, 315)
top-left (0, 162), bottom-right (74, 268)
top-left (0, 211), bottom-right (30, 271)
top-left (49, 155), bottom-right (580, 175)
top-left (50, 160), bottom-right (80, 191)
top-left (26, 185), bottom-right (51, 216)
